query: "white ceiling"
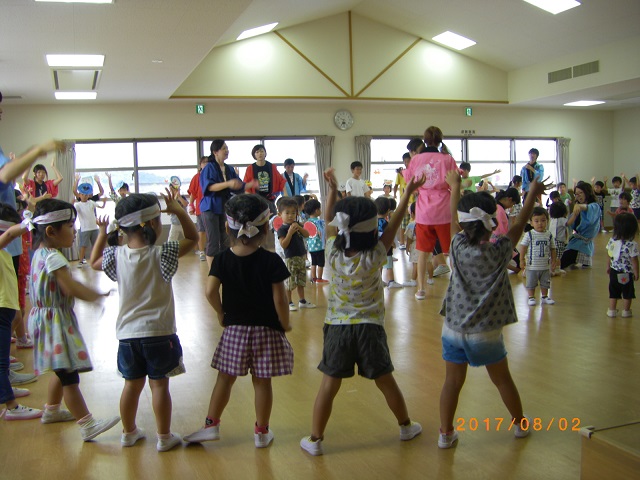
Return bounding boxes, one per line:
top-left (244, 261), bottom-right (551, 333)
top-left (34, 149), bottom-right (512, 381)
top-left (1, 0), bottom-right (639, 108)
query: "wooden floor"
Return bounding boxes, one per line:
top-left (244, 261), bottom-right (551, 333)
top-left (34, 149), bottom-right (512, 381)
top-left (1, 233), bottom-right (638, 480)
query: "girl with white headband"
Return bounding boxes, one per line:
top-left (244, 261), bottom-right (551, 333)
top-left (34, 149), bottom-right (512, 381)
top-left (184, 194), bottom-right (292, 449)
top-left (300, 168), bottom-right (425, 456)
top-left (25, 199), bottom-right (120, 438)
top-left (437, 170), bottom-right (552, 449)
top-left (90, 191), bottom-right (197, 452)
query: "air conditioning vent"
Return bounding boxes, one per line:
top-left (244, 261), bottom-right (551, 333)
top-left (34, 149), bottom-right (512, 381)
top-left (573, 61), bottom-right (599, 78)
top-left (53, 69), bottom-right (101, 91)
top-left (548, 67), bottom-right (572, 84)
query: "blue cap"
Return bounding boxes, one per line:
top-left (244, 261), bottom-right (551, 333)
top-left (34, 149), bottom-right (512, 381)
top-left (78, 183), bottom-right (93, 195)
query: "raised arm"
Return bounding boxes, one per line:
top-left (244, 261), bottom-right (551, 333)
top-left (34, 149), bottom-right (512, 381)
top-left (323, 168), bottom-right (339, 239)
top-left (94, 175), bottom-right (105, 197)
top-left (445, 170), bottom-right (462, 238)
top-left (90, 215), bottom-right (110, 270)
top-left (161, 188), bottom-right (197, 257)
top-left (381, 174), bottom-right (425, 251)
top-left (51, 157), bottom-right (64, 187)
top-left (506, 177), bottom-right (554, 246)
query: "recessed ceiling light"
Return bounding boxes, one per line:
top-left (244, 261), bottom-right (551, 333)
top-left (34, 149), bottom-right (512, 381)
top-left (55, 92), bottom-right (97, 100)
top-left (46, 54), bottom-right (105, 67)
top-left (431, 31), bottom-right (476, 51)
top-left (237, 22), bottom-right (278, 41)
top-left (36, 0), bottom-right (113, 4)
top-left (564, 100), bottom-right (605, 107)
top-left (523, 0), bottom-right (580, 15)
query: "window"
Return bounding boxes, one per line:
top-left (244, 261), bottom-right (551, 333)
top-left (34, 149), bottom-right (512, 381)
top-left (467, 139), bottom-right (511, 187)
top-left (75, 142), bottom-right (133, 169)
top-left (370, 139), bottom-right (408, 197)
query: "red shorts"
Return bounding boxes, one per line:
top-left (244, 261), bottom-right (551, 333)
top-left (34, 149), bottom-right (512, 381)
top-left (416, 223), bottom-right (451, 254)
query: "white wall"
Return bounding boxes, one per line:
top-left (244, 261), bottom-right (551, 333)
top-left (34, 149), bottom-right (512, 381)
top-left (0, 100), bottom-right (617, 184)
top-left (613, 106), bottom-right (640, 178)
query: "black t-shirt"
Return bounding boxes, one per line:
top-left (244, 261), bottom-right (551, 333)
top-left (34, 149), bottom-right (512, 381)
top-left (210, 248), bottom-right (290, 331)
top-left (35, 182), bottom-right (48, 197)
top-left (253, 163), bottom-right (271, 196)
top-left (277, 223), bottom-right (307, 258)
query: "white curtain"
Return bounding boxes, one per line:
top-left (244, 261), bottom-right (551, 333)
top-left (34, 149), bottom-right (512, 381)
top-left (57, 142), bottom-right (77, 260)
top-left (355, 135), bottom-right (372, 180)
top-left (556, 138), bottom-right (570, 184)
top-left (314, 136), bottom-right (334, 205)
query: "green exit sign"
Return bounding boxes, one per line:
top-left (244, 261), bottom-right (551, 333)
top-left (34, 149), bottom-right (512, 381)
top-left (196, 104), bottom-right (205, 115)
top-left (465, 107), bottom-right (472, 116)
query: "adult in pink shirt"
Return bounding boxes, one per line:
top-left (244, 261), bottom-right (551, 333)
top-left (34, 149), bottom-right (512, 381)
top-left (188, 156), bottom-right (208, 259)
top-left (403, 126), bottom-right (458, 299)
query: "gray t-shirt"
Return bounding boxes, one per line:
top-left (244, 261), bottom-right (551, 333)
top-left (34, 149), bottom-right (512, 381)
top-left (441, 233), bottom-right (517, 334)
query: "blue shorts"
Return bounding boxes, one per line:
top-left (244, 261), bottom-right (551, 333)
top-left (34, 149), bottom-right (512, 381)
top-left (117, 334), bottom-right (186, 380)
top-left (441, 323), bottom-right (507, 367)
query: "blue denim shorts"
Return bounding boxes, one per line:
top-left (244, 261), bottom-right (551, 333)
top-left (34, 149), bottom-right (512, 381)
top-left (117, 334), bottom-right (185, 380)
top-left (441, 323), bottom-right (507, 367)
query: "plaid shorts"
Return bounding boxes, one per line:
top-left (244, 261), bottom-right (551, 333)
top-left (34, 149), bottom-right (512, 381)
top-left (554, 240), bottom-right (566, 259)
top-left (285, 255), bottom-right (307, 290)
top-left (576, 251), bottom-right (592, 267)
top-left (211, 325), bottom-right (294, 378)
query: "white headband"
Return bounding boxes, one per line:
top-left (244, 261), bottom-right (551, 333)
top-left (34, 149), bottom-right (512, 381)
top-left (328, 212), bottom-right (378, 249)
top-left (116, 204), bottom-right (160, 228)
top-left (226, 208), bottom-right (270, 238)
top-left (23, 209), bottom-right (73, 231)
top-left (457, 207), bottom-right (496, 232)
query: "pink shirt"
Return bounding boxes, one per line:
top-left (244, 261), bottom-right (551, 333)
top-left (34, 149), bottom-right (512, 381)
top-left (491, 204), bottom-right (509, 242)
top-left (404, 150), bottom-right (457, 225)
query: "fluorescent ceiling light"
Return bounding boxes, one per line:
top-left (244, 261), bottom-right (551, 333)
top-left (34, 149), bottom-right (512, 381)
top-left (237, 22), bottom-right (278, 41)
top-left (431, 31), bottom-right (476, 51)
top-left (46, 54), bottom-right (104, 67)
top-left (36, 0), bottom-right (113, 3)
top-left (564, 100), bottom-right (605, 107)
top-left (55, 92), bottom-right (97, 100)
top-left (523, 0), bottom-right (580, 15)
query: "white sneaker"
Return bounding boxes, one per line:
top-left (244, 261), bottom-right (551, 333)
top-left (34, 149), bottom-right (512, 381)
top-left (80, 415), bottom-right (121, 441)
top-left (426, 277), bottom-right (435, 285)
top-left (621, 310), bottom-right (633, 318)
top-left (289, 302), bottom-right (298, 312)
top-left (254, 429), bottom-right (274, 448)
top-left (183, 425), bottom-right (220, 443)
top-left (300, 436), bottom-right (323, 456)
top-left (41, 406), bottom-right (75, 424)
top-left (607, 309), bottom-right (618, 318)
top-left (541, 297), bottom-right (555, 305)
top-left (11, 387), bottom-right (30, 398)
top-left (514, 416), bottom-right (531, 438)
top-left (9, 361), bottom-right (24, 371)
top-left (403, 280), bottom-right (417, 287)
top-left (398, 244), bottom-right (406, 250)
top-left (199, 252), bottom-right (206, 262)
top-left (157, 433), bottom-right (182, 452)
top-left (121, 427), bottom-right (146, 447)
top-left (77, 259), bottom-right (87, 268)
top-left (386, 281), bottom-right (403, 289)
top-left (399, 421), bottom-right (422, 441)
top-left (433, 264), bottom-right (451, 277)
top-left (438, 430), bottom-right (459, 448)
top-left (4, 404), bottom-right (43, 421)
top-left (527, 297), bottom-right (536, 306)
top-left (8, 370), bottom-right (37, 386)
top-left (299, 301), bottom-right (316, 309)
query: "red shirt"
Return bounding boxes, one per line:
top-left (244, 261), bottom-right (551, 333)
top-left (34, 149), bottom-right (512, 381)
top-left (188, 172), bottom-right (203, 215)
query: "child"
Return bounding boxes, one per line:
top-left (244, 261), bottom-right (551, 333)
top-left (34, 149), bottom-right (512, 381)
top-left (622, 174), bottom-right (640, 219)
top-left (379, 181), bottom-right (393, 199)
top-left (519, 207), bottom-right (557, 306)
top-left (549, 202), bottom-right (569, 275)
top-left (345, 161), bottom-right (372, 198)
top-left (608, 176), bottom-right (625, 214)
top-left (508, 175), bottom-right (523, 223)
top-left (518, 207), bottom-right (558, 307)
top-left (438, 170), bottom-right (551, 449)
top-left (22, 159), bottom-right (63, 202)
top-left (167, 177), bottom-right (189, 241)
top-left (106, 171), bottom-right (130, 204)
top-left (277, 197), bottom-right (315, 311)
top-left (592, 179), bottom-right (607, 232)
top-left (183, 194), bottom-right (293, 448)
top-left (557, 182), bottom-right (571, 210)
top-left (546, 190), bottom-right (560, 208)
top-left (26, 199), bottom-right (120, 438)
top-left (74, 182), bottom-right (103, 267)
top-left (607, 192), bottom-right (634, 219)
top-left (90, 190), bottom-right (197, 452)
top-left (375, 197), bottom-right (402, 288)
top-left (0, 204), bottom-right (42, 419)
top-left (606, 213), bottom-right (639, 318)
top-left (304, 199), bottom-right (328, 284)
top-left (459, 162), bottom-right (500, 193)
top-left (493, 188), bottom-right (522, 274)
top-left (403, 203), bottom-right (419, 286)
top-left (299, 168), bottom-right (424, 456)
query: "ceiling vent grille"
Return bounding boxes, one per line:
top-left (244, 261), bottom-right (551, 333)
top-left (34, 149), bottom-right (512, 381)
top-left (573, 60), bottom-right (599, 78)
top-left (548, 67), bottom-right (573, 84)
top-left (53, 69), bottom-right (101, 91)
